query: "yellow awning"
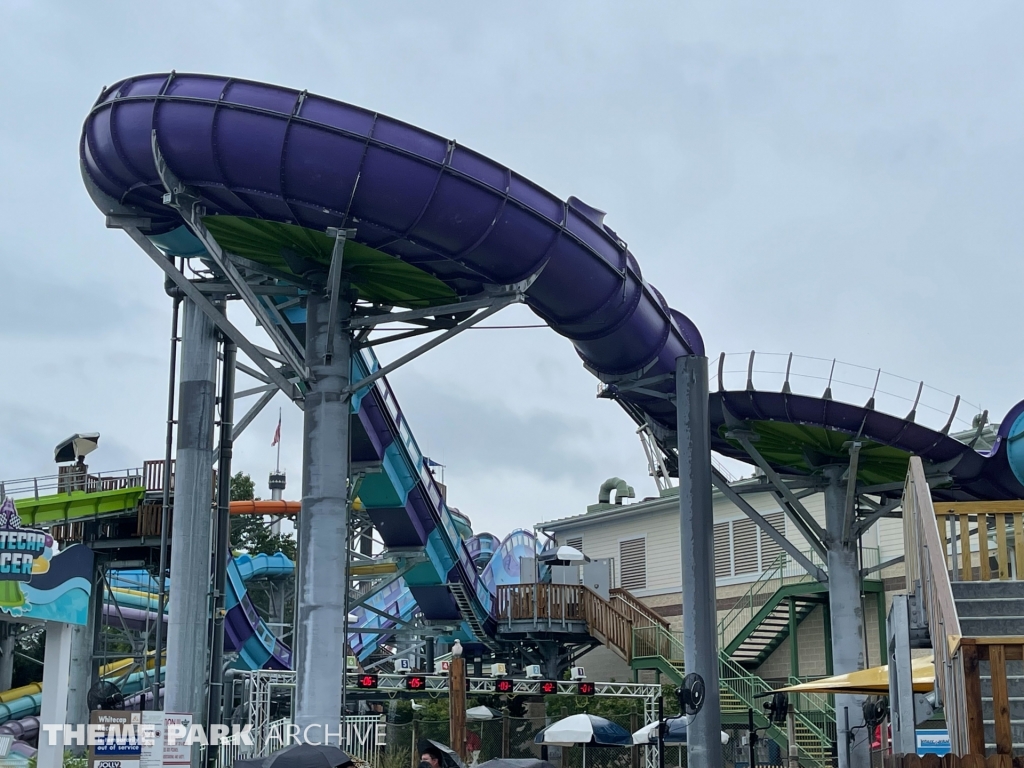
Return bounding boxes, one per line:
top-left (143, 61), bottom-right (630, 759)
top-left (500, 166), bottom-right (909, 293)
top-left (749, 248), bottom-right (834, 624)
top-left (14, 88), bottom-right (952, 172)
top-left (775, 656), bottom-right (934, 696)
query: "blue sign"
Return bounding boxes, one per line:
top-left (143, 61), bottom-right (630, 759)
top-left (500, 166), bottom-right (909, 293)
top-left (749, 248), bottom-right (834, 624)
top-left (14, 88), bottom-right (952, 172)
top-left (916, 729), bottom-right (950, 756)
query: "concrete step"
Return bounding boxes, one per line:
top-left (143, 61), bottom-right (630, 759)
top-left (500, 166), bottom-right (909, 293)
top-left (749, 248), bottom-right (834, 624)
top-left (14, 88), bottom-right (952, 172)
top-left (952, 581), bottom-right (1024, 600)
top-left (981, 675), bottom-right (1024, 698)
top-left (983, 721), bottom-right (1024, 749)
top-left (958, 598), bottom-right (1024, 617)
top-left (982, 697), bottom-right (1024, 720)
top-left (960, 616), bottom-right (1024, 636)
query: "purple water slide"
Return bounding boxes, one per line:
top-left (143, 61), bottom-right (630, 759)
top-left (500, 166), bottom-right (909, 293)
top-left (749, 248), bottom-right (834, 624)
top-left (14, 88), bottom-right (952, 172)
top-left (103, 604), bottom-right (166, 632)
top-left (80, 72), bottom-right (700, 436)
top-left (80, 73), bottom-right (1024, 503)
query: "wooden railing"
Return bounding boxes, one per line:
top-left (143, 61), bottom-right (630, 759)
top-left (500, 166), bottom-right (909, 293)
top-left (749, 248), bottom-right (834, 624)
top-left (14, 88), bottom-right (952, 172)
top-left (609, 587), bottom-right (669, 630)
top-left (933, 501), bottom-right (1024, 582)
top-left (958, 638), bottom-right (1024, 758)
top-left (143, 460), bottom-right (175, 493)
top-left (905, 465), bottom-right (1024, 757)
top-left (495, 584), bottom-right (634, 660)
top-left (904, 457), bottom-right (966, 752)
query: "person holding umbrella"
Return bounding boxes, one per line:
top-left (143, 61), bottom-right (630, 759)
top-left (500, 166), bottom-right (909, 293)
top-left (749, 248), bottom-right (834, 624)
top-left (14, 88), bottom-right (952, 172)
top-left (420, 747), bottom-right (444, 768)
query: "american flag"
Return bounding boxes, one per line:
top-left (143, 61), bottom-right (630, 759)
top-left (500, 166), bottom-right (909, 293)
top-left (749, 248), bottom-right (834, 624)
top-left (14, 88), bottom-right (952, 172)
top-left (271, 414), bottom-right (281, 447)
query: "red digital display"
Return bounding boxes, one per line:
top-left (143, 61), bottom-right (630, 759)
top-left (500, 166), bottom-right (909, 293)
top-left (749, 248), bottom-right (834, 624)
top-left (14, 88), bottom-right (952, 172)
top-left (577, 682), bottom-right (596, 696)
top-left (356, 674), bottom-right (379, 689)
top-left (494, 679), bottom-right (514, 693)
top-left (540, 681), bottom-right (558, 695)
top-left (405, 675), bottom-right (427, 690)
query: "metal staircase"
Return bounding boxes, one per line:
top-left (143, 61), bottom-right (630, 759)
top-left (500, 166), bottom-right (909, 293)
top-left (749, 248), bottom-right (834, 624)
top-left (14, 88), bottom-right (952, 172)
top-left (717, 550), bottom-right (882, 668)
top-left (952, 580), bottom-right (1024, 750)
top-left (632, 623), bottom-right (835, 768)
top-left (496, 582), bottom-right (837, 766)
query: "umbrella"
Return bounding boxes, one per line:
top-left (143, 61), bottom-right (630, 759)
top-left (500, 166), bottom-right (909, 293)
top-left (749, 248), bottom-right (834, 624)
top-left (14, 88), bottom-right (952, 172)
top-left (538, 546), bottom-right (589, 565)
top-left (425, 739), bottom-right (468, 768)
top-left (478, 761), bottom-right (556, 768)
top-left (54, 433), bottom-right (100, 464)
top-left (775, 656), bottom-right (934, 696)
top-left (467, 706), bottom-right (502, 721)
top-left (534, 714), bottom-right (630, 768)
top-left (631, 717), bottom-right (730, 746)
top-left (234, 743), bottom-right (353, 768)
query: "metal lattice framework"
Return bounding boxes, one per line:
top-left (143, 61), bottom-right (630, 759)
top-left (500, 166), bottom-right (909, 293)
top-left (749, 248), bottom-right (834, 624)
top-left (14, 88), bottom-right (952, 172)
top-left (242, 670), bottom-right (662, 768)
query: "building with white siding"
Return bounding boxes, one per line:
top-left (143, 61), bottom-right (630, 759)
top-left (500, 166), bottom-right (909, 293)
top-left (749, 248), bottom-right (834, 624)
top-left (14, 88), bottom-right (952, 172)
top-left (536, 475), bottom-right (907, 685)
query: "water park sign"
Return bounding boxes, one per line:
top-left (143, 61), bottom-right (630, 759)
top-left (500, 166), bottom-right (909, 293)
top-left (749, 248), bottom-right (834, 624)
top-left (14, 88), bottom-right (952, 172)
top-left (0, 499), bottom-right (50, 581)
top-left (0, 497), bottom-right (92, 623)
top-left (0, 498), bottom-right (53, 613)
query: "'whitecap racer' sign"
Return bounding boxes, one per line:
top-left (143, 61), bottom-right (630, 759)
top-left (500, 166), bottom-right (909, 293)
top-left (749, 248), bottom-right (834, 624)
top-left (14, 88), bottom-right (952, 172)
top-left (0, 497), bottom-right (92, 624)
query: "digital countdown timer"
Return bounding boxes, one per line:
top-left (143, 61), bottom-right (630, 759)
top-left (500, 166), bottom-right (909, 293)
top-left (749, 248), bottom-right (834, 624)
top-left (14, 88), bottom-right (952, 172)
top-left (405, 675), bottom-right (427, 690)
top-left (356, 674), bottom-right (379, 689)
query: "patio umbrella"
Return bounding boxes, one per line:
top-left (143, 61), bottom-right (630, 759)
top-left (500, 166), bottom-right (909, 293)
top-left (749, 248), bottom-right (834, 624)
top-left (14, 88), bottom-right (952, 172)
top-left (425, 740), bottom-right (468, 768)
top-left (631, 717), bottom-right (730, 746)
top-left (466, 706), bottom-right (502, 721)
top-left (534, 714), bottom-right (630, 768)
top-left (775, 656), bottom-right (934, 696)
top-left (234, 743), bottom-right (353, 768)
top-left (538, 546), bottom-right (589, 565)
top-left (53, 433), bottom-right (100, 464)
top-left (478, 761), bottom-right (556, 768)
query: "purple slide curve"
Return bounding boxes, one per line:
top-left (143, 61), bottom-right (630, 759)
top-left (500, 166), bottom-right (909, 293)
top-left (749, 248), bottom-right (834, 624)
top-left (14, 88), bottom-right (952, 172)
top-left (79, 72), bottom-right (1024, 505)
top-left (79, 73), bottom-right (698, 435)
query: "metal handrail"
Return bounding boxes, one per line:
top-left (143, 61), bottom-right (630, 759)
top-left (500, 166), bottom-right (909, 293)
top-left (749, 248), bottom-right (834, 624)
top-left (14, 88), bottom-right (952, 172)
top-left (904, 457), bottom-right (964, 751)
top-left (0, 466), bottom-right (145, 503)
top-left (631, 624), bottom-right (834, 767)
top-left (713, 350), bottom-right (981, 436)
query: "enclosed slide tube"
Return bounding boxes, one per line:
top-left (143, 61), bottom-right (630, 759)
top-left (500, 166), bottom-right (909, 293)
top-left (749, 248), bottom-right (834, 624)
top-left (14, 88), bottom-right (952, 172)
top-left (79, 73), bottom-right (700, 440)
top-left (80, 73), bottom-right (682, 648)
top-left (81, 72), bottom-right (1024, 505)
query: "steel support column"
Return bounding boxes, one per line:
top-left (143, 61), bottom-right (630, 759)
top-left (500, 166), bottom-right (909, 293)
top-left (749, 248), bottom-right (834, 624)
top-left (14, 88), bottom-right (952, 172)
top-left (66, 607), bottom-right (96, 736)
top-left (824, 467), bottom-right (869, 768)
top-left (294, 290), bottom-right (351, 741)
top-left (675, 355), bottom-right (722, 768)
top-left (165, 298), bottom-right (218, 756)
top-left (207, 334), bottom-right (236, 766)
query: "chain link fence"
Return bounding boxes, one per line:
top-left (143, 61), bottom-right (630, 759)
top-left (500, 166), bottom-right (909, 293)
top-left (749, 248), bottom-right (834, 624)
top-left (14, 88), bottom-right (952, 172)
top-left (379, 717), bottom-right (758, 768)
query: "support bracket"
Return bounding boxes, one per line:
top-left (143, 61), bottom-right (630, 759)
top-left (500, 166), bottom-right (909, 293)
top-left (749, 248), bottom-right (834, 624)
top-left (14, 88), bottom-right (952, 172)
top-left (325, 227), bottom-right (356, 363)
top-left (109, 219), bottom-right (302, 402)
top-left (731, 432), bottom-right (828, 559)
top-left (841, 441), bottom-right (862, 545)
top-left (712, 468), bottom-right (828, 583)
top-left (343, 292), bottom-right (523, 396)
top-left (854, 498), bottom-right (902, 538)
top-left (151, 133), bottom-right (310, 383)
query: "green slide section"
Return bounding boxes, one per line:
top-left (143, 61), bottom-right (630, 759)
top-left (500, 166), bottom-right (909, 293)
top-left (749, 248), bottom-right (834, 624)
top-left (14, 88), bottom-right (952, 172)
top-left (720, 420), bottom-right (913, 485)
top-left (13, 486), bottom-right (145, 526)
top-left (203, 216), bottom-right (458, 308)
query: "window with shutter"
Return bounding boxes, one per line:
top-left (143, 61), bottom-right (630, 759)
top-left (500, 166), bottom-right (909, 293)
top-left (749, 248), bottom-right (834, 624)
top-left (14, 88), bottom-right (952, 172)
top-left (619, 537), bottom-right (647, 591)
top-left (714, 522), bottom-right (732, 578)
top-left (732, 518), bottom-right (759, 575)
top-left (759, 512), bottom-right (785, 569)
top-left (565, 535), bottom-right (583, 554)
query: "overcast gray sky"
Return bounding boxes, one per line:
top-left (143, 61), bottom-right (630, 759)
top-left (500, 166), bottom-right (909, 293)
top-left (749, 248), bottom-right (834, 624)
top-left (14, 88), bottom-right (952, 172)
top-left (1, 2), bottom-right (1022, 540)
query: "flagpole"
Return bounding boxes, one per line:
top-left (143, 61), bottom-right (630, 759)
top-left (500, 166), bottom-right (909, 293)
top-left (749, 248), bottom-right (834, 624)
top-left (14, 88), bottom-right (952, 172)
top-left (276, 407), bottom-right (281, 471)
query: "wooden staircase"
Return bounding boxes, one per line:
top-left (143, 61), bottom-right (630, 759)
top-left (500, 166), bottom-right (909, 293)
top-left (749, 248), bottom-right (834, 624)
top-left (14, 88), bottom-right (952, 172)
top-left (497, 583), bottom-right (835, 767)
top-left (905, 459), bottom-right (1024, 757)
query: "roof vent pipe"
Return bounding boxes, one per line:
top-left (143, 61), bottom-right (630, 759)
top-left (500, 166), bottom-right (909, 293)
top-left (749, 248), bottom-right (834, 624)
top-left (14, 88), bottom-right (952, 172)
top-left (598, 477), bottom-right (635, 505)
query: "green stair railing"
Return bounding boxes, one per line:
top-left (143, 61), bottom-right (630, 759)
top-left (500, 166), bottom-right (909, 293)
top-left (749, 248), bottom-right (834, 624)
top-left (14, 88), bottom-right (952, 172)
top-left (632, 624), bottom-right (835, 768)
top-left (717, 547), bottom-right (880, 652)
top-left (787, 676), bottom-right (836, 723)
top-left (717, 550), bottom-right (822, 650)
